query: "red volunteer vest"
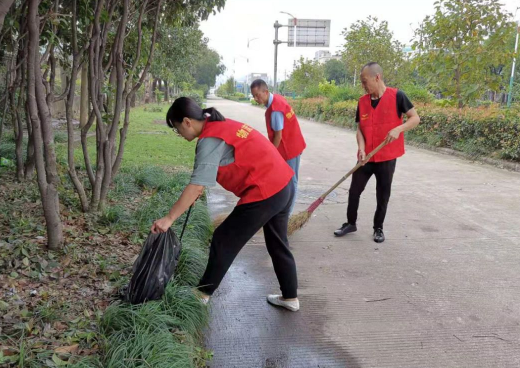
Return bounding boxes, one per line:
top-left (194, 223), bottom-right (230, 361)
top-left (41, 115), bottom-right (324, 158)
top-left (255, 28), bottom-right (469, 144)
top-left (358, 87), bottom-right (405, 163)
top-left (265, 94), bottom-right (306, 161)
top-left (198, 119), bottom-right (294, 205)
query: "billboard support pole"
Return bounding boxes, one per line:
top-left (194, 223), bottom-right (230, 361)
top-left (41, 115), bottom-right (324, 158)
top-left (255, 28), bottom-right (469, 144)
top-left (273, 20), bottom-right (282, 93)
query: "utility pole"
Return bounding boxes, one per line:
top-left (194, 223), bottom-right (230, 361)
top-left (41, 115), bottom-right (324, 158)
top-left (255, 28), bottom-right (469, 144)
top-left (273, 20), bottom-right (282, 93)
top-left (508, 18), bottom-right (520, 107)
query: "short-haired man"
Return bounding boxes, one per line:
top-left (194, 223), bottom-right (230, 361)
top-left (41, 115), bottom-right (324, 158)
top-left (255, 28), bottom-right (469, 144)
top-left (250, 79), bottom-right (306, 213)
top-left (334, 62), bottom-right (420, 243)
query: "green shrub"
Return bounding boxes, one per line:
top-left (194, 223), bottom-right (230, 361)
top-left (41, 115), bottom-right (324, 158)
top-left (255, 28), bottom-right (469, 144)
top-left (302, 84), bottom-right (321, 99)
top-left (400, 84), bottom-right (434, 104)
top-left (290, 97), bottom-right (520, 162)
top-left (144, 105), bottom-right (164, 113)
top-left (318, 80), bottom-right (337, 98)
top-left (0, 140), bottom-right (16, 160)
top-left (330, 84), bottom-right (363, 103)
top-left (433, 98), bottom-right (457, 107)
top-left (54, 131), bottom-right (68, 143)
top-left (177, 90), bottom-right (204, 105)
top-left (99, 205), bottom-right (129, 226)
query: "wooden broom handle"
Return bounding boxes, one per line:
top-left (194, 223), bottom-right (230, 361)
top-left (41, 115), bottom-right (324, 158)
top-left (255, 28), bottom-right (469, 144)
top-left (318, 140), bottom-right (388, 200)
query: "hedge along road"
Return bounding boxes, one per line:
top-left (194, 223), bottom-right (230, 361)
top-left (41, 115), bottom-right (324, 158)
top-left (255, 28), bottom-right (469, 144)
top-left (203, 95), bottom-right (520, 368)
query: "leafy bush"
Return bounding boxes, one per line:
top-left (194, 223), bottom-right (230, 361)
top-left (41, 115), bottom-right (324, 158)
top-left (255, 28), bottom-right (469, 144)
top-left (330, 84), bottom-right (363, 103)
top-left (400, 83), bottom-right (434, 104)
top-left (318, 80), bottom-right (337, 98)
top-left (53, 131), bottom-right (68, 143)
top-left (411, 105), bottom-right (520, 160)
top-left (144, 105), bottom-right (164, 113)
top-left (290, 97), bottom-right (520, 161)
top-left (177, 90), bottom-right (205, 105)
top-left (302, 84), bottom-right (321, 98)
top-left (433, 98), bottom-right (457, 107)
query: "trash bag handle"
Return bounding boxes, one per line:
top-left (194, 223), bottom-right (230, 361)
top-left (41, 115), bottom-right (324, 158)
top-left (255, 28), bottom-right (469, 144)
top-left (179, 204), bottom-right (193, 241)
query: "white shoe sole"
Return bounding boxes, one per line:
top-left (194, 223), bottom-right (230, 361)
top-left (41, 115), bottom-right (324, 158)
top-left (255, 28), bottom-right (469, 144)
top-left (266, 295), bottom-right (299, 312)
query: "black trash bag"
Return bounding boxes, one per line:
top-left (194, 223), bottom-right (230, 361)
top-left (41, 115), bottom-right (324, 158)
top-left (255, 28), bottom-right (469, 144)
top-left (126, 228), bottom-right (182, 304)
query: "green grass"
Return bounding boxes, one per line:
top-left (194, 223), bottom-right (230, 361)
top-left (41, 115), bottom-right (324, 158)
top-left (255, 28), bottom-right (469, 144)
top-left (122, 106), bottom-right (195, 168)
top-left (97, 167), bottom-right (212, 368)
top-left (53, 104), bottom-right (196, 171)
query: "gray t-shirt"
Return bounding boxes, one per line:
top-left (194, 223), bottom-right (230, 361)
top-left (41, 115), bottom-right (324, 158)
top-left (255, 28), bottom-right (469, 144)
top-left (190, 137), bottom-right (235, 187)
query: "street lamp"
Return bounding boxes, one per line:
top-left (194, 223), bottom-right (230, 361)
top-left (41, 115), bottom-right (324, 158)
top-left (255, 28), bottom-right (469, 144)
top-left (247, 37), bottom-right (259, 48)
top-left (280, 11), bottom-right (297, 47)
top-left (246, 38), bottom-right (259, 90)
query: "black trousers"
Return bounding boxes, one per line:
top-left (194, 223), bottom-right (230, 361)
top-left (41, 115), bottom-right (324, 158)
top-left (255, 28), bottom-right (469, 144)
top-left (347, 159), bottom-right (396, 230)
top-left (198, 183), bottom-right (298, 299)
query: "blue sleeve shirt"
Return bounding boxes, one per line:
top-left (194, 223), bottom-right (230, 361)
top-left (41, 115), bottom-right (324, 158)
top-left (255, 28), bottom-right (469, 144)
top-left (266, 93), bottom-right (284, 132)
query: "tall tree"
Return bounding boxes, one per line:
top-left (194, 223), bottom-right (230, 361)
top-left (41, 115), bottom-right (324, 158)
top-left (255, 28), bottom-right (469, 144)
top-left (287, 57), bottom-right (325, 95)
top-left (26, 0), bottom-right (64, 249)
top-left (413, 0), bottom-right (514, 107)
top-left (341, 16), bottom-right (405, 86)
top-left (323, 58), bottom-right (349, 85)
top-left (192, 45), bottom-right (226, 88)
top-left (1, 0), bottom-right (226, 249)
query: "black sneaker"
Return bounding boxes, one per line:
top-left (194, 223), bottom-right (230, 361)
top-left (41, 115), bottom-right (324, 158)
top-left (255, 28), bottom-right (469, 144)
top-left (373, 228), bottom-right (385, 243)
top-left (334, 223), bottom-right (357, 237)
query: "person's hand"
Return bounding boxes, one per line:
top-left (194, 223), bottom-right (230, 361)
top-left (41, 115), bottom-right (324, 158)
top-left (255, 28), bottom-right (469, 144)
top-left (385, 127), bottom-right (401, 143)
top-left (151, 215), bottom-right (174, 234)
top-left (357, 149), bottom-right (366, 165)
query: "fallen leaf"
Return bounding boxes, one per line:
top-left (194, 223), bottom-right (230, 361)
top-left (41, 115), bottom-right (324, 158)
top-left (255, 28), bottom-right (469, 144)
top-left (54, 344), bottom-right (79, 355)
top-left (52, 353), bottom-right (70, 366)
top-left (61, 256), bottom-right (71, 268)
top-left (1, 346), bottom-right (18, 355)
top-left (53, 321), bottom-right (68, 331)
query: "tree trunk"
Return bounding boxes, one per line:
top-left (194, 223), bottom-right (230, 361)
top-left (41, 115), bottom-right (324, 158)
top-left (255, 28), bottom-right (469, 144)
top-left (164, 80), bottom-right (169, 102)
top-left (455, 67), bottom-right (463, 109)
top-left (27, 0), bottom-right (63, 249)
top-left (11, 89), bottom-right (24, 181)
top-left (66, 0), bottom-right (89, 212)
top-left (100, 0), bottom-right (129, 209)
top-left (130, 92), bottom-right (136, 107)
top-left (112, 0), bottom-right (162, 179)
top-left (0, 95), bottom-right (6, 156)
top-left (9, 41), bottom-right (25, 181)
top-left (80, 62), bottom-right (88, 128)
top-left (151, 78), bottom-right (157, 102)
top-left (24, 103), bottom-right (35, 179)
top-left (0, 58), bottom-right (10, 161)
top-left (0, 0), bottom-right (15, 34)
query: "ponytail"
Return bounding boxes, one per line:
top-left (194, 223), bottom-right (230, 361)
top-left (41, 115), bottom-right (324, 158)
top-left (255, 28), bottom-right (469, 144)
top-left (166, 97), bottom-right (225, 128)
top-left (202, 107), bottom-right (225, 122)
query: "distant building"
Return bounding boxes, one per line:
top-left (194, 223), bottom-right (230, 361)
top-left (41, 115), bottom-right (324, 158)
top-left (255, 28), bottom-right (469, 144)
top-left (314, 50), bottom-right (341, 64)
top-left (245, 73), bottom-right (269, 95)
top-left (402, 45), bottom-right (418, 59)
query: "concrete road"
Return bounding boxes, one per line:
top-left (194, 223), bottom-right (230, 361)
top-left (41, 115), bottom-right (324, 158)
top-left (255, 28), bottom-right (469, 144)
top-left (204, 96), bottom-right (520, 368)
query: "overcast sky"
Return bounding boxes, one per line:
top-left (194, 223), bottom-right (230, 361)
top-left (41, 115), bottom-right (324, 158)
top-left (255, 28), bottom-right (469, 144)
top-left (199, 0), bottom-right (520, 85)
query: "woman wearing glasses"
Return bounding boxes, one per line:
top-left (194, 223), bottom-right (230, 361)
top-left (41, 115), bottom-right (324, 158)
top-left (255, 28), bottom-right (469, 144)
top-left (151, 97), bottom-right (300, 312)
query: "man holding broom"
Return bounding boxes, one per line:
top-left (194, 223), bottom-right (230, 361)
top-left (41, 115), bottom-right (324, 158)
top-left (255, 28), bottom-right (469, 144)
top-left (250, 79), bottom-right (306, 213)
top-left (334, 62), bottom-right (420, 243)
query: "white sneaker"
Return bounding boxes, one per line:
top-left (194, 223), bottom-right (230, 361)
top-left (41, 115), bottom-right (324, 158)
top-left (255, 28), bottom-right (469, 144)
top-left (266, 294), bottom-right (300, 312)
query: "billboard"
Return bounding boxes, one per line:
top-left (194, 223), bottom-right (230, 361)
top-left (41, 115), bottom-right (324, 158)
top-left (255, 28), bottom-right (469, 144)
top-left (287, 19), bottom-right (331, 47)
